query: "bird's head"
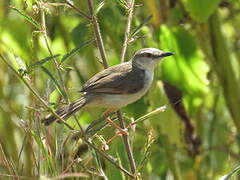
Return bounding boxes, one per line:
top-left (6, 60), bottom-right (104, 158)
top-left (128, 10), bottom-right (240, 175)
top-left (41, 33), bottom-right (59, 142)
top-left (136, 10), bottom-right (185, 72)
top-left (132, 48), bottom-right (174, 71)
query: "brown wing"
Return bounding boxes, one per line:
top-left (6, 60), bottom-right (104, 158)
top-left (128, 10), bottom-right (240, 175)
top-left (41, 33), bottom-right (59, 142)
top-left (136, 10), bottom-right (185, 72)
top-left (80, 63), bottom-right (145, 94)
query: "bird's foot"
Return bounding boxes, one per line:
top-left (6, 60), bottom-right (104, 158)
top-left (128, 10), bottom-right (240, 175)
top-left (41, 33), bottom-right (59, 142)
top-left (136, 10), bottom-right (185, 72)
top-left (116, 128), bottom-right (129, 136)
top-left (106, 117), bottom-right (129, 136)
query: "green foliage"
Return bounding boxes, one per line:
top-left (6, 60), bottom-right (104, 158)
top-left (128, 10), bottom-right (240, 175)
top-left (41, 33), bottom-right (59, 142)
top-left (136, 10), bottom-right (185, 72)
top-left (10, 6), bottom-right (41, 29)
top-left (61, 39), bottom-right (94, 63)
top-left (181, 0), bottom-right (222, 22)
top-left (159, 25), bottom-right (209, 95)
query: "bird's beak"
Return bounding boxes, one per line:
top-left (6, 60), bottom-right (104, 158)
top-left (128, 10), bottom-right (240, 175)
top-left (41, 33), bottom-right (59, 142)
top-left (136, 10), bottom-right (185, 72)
top-left (160, 52), bottom-right (174, 57)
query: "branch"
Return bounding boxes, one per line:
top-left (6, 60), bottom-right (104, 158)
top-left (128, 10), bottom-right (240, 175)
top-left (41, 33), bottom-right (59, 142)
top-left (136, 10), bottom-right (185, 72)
top-left (64, 0), bottom-right (91, 20)
top-left (87, 0), bottom-right (108, 68)
top-left (208, 12), bottom-right (240, 132)
top-left (118, 0), bottom-right (137, 176)
top-left (116, 111), bottom-right (137, 174)
top-left (120, 0), bottom-right (135, 63)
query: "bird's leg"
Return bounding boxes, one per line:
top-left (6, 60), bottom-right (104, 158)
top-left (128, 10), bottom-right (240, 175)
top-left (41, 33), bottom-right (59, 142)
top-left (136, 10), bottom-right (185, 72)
top-left (103, 109), bottom-right (129, 136)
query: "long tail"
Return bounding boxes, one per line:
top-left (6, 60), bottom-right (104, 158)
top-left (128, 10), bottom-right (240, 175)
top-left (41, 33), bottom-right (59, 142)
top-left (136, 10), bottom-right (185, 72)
top-left (42, 97), bottom-right (88, 126)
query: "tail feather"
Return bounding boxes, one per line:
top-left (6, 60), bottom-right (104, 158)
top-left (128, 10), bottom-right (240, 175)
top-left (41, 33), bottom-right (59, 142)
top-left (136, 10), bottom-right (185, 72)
top-left (42, 97), bottom-right (87, 126)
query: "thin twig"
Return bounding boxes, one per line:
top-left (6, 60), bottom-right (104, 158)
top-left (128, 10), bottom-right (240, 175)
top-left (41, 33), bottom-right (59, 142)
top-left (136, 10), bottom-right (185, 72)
top-left (0, 142), bottom-right (18, 179)
top-left (64, 0), bottom-right (91, 20)
top-left (118, 0), bottom-right (137, 176)
top-left (90, 139), bottom-right (108, 180)
top-left (87, 0), bottom-right (108, 68)
top-left (40, 8), bottom-right (68, 101)
top-left (83, 138), bottom-right (135, 178)
top-left (120, 0), bottom-right (135, 63)
top-left (0, 54), bottom-right (74, 130)
top-left (84, 0), bottom-right (113, 178)
top-left (74, 118), bottom-right (134, 178)
top-left (117, 111), bottom-right (136, 174)
top-left (126, 106), bottom-right (166, 129)
top-left (85, 112), bottom-right (116, 135)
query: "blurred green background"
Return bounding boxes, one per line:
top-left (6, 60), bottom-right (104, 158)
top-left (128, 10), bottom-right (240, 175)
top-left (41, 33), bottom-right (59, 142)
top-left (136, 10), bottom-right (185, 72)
top-left (0, 0), bottom-right (240, 179)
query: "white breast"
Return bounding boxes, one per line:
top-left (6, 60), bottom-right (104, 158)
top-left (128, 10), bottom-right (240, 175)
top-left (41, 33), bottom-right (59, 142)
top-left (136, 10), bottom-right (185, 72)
top-left (88, 70), bottom-right (154, 109)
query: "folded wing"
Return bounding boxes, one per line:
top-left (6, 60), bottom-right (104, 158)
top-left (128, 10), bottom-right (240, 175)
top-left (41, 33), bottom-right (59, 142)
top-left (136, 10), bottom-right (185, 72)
top-left (80, 63), bottom-right (145, 94)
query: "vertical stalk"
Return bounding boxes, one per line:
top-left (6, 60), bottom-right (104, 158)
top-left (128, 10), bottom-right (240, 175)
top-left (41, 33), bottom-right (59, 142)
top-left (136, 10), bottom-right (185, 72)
top-left (87, 0), bottom-right (136, 178)
top-left (117, 111), bottom-right (137, 175)
top-left (83, 139), bottom-right (135, 178)
top-left (120, 0), bottom-right (135, 63)
top-left (119, 0), bottom-right (137, 175)
top-left (208, 12), bottom-right (240, 132)
top-left (0, 141), bottom-right (18, 180)
top-left (87, 0), bottom-right (108, 69)
top-left (86, 0), bottom-right (109, 177)
top-left (40, 7), bottom-right (68, 101)
top-left (87, 0), bottom-right (137, 177)
top-left (162, 136), bottom-right (182, 180)
top-left (117, 0), bottom-right (137, 176)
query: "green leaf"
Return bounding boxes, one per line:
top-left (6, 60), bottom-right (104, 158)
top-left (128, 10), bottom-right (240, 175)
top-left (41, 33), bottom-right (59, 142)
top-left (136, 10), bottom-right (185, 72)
top-left (131, 15), bottom-right (152, 37)
top-left (219, 165), bottom-right (240, 180)
top-left (61, 39), bottom-right (94, 63)
top-left (159, 25), bottom-right (209, 96)
top-left (94, 0), bottom-right (105, 15)
top-left (10, 6), bottom-right (41, 29)
top-left (28, 54), bottom-right (60, 70)
top-left (116, 0), bottom-right (129, 9)
top-left (181, 0), bottom-right (221, 22)
top-left (41, 66), bottom-right (68, 99)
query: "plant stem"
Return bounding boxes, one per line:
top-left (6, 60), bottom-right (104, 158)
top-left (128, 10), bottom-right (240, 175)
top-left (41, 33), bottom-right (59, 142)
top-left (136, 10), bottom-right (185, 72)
top-left (119, 0), bottom-right (137, 176)
top-left (117, 111), bottom-right (137, 175)
top-left (120, 0), bottom-right (135, 63)
top-left (87, 0), bottom-right (137, 177)
top-left (87, 0), bottom-right (108, 68)
top-left (0, 54), bottom-right (74, 130)
top-left (64, 0), bottom-right (91, 20)
top-left (40, 8), bottom-right (68, 101)
top-left (0, 141), bottom-right (18, 179)
top-left (208, 12), bottom-right (240, 132)
top-left (162, 136), bottom-right (182, 180)
top-left (83, 138), bottom-right (135, 178)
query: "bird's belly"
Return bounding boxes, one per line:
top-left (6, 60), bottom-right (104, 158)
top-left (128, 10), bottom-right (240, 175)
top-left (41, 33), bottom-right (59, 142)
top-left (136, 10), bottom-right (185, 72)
top-left (95, 92), bottom-right (147, 108)
top-left (88, 71), bottom-right (153, 109)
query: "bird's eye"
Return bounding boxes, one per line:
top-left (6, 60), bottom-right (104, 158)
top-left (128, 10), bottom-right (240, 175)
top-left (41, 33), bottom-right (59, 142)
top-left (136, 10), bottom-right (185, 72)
top-left (143, 53), bottom-right (152, 58)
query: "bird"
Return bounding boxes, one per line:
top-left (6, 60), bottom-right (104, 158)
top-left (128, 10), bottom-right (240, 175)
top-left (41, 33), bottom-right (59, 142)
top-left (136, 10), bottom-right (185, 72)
top-left (42, 48), bottom-right (174, 126)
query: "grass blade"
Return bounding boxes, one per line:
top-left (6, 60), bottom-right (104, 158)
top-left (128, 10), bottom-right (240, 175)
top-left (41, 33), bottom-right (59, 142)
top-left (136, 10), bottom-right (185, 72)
top-left (116, 152), bottom-right (126, 180)
top-left (61, 39), bottom-right (94, 63)
top-left (28, 54), bottom-right (60, 70)
top-left (10, 6), bottom-right (41, 29)
top-left (94, 1), bottom-right (105, 15)
top-left (117, 0), bottom-right (129, 9)
top-left (130, 15), bottom-right (152, 37)
top-left (41, 66), bottom-right (68, 100)
top-left (31, 130), bottom-right (56, 174)
top-left (219, 165), bottom-right (240, 180)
